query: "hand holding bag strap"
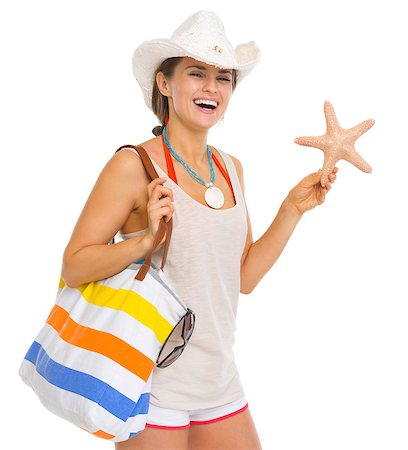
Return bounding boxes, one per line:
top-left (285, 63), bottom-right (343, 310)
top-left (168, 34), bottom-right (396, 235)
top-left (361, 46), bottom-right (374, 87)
top-left (114, 144), bottom-right (173, 281)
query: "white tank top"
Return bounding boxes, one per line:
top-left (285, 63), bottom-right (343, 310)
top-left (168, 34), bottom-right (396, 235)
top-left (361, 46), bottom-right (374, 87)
top-left (116, 146), bottom-right (248, 410)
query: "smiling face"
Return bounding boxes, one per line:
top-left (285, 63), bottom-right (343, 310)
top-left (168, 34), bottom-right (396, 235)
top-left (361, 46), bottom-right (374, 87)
top-left (156, 56), bottom-right (235, 131)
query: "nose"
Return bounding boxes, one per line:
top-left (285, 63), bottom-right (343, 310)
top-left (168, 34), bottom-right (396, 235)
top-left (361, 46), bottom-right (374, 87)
top-left (203, 76), bottom-right (217, 93)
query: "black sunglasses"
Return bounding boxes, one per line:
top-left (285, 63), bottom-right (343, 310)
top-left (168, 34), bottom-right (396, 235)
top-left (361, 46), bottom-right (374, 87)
top-left (156, 308), bottom-right (195, 369)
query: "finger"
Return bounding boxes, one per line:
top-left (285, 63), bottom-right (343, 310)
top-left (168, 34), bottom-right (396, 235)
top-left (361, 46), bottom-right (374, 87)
top-left (168, 187), bottom-right (174, 200)
top-left (330, 167), bottom-right (338, 178)
top-left (165, 206), bottom-right (174, 222)
top-left (159, 196), bottom-right (174, 207)
top-left (156, 185), bottom-right (174, 200)
top-left (150, 205), bottom-right (174, 222)
top-left (149, 199), bottom-right (174, 221)
top-left (156, 204), bottom-right (173, 222)
top-left (303, 169), bottom-right (322, 187)
top-left (153, 183), bottom-right (173, 202)
top-left (321, 185), bottom-right (328, 198)
top-left (318, 190), bottom-right (327, 204)
top-left (153, 197), bottom-right (173, 213)
top-left (148, 177), bottom-right (167, 196)
top-left (151, 202), bottom-right (173, 219)
top-left (320, 171), bottom-right (330, 188)
top-left (148, 190), bottom-right (173, 212)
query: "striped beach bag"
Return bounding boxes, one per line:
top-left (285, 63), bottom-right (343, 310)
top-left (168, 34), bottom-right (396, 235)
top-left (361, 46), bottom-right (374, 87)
top-left (19, 145), bottom-right (195, 442)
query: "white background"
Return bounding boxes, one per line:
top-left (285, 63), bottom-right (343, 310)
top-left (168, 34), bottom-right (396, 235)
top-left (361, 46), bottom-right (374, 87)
top-left (1, 1), bottom-right (407, 449)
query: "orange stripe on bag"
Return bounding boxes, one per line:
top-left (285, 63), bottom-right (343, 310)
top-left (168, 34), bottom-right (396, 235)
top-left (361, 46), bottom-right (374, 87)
top-left (92, 430), bottom-right (116, 440)
top-left (47, 304), bottom-right (155, 381)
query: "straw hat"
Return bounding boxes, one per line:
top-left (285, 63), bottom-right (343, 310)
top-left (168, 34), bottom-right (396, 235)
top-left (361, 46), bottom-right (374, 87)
top-left (132, 10), bottom-right (261, 111)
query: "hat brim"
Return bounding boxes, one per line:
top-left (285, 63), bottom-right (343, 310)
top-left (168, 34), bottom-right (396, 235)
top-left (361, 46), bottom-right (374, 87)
top-left (132, 38), bottom-right (260, 111)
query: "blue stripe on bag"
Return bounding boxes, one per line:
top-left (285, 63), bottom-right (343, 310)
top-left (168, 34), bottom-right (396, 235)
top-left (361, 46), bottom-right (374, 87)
top-left (25, 341), bottom-right (150, 420)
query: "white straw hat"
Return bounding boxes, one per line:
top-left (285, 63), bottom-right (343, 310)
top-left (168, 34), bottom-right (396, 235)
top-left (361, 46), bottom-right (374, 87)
top-left (132, 11), bottom-right (261, 111)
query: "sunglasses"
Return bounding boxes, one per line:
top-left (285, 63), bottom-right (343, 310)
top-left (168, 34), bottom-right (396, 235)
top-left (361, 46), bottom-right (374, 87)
top-left (156, 308), bottom-right (195, 369)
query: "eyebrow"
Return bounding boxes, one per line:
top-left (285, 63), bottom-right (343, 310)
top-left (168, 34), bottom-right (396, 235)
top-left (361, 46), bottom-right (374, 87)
top-left (185, 65), bottom-right (233, 75)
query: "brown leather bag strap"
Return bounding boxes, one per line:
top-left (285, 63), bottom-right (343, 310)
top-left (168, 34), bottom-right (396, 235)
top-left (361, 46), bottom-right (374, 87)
top-left (112, 144), bottom-right (173, 281)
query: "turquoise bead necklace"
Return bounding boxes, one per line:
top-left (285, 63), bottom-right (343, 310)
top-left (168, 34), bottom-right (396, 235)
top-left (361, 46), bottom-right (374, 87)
top-left (162, 125), bottom-right (225, 208)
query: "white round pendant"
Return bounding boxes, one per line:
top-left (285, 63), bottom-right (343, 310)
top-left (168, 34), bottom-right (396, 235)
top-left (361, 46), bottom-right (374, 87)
top-left (205, 186), bottom-right (225, 209)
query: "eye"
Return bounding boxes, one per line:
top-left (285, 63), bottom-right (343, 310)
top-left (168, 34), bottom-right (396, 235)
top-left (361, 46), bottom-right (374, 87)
top-left (218, 77), bottom-right (232, 82)
top-left (190, 72), bottom-right (204, 78)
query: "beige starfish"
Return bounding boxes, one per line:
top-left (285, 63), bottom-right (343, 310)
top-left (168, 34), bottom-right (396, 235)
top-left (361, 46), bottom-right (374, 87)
top-left (294, 101), bottom-right (375, 187)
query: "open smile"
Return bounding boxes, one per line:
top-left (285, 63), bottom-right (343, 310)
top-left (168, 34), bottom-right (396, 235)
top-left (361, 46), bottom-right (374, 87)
top-left (193, 98), bottom-right (219, 114)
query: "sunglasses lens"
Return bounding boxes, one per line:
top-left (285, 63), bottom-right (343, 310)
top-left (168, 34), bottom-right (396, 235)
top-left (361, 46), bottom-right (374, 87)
top-left (183, 313), bottom-right (195, 341)
top-left (157, 310), bottom-right (195, 368)
top-left (157, 315), bottom-right (186, 365)
top-left (158, 346), bottom-right (184, 368)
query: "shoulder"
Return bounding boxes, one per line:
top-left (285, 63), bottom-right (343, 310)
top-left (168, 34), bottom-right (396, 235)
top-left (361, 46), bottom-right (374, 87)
top-left (109, 139), bottom-right (157, 177)
top-left (227, 153), bottom-right (243, 175)
top-left (211, 148), bottom-right (246, 193)
top-left (89, 147), bottom-right (143, 197)
top-left (101, 145), bottom-right (152, 197)
top-left (213, 148), bottom-right (243, 177)
top-left (225, 152), bottom-right (245, 192)
top-left (109, 145), bottom-right (142, 169)
top-left (107, 136), bottom-right (164, 183)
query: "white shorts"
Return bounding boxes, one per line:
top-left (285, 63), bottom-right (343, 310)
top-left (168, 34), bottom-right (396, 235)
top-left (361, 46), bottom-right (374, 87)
top-left (145, 396), bottom-right (248, 429)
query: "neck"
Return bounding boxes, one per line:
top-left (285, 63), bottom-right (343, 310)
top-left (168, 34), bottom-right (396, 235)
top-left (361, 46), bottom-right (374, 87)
top-left (164, 118), bottom-right (210, 166)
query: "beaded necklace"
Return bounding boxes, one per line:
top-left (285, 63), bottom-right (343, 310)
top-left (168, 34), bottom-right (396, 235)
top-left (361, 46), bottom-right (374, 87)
top-left (162, 126), bottom-right (225, 208)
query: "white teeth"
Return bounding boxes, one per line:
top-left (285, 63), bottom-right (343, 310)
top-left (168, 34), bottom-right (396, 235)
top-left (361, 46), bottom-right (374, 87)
top-left (193, 99), bottom-right (217, 107)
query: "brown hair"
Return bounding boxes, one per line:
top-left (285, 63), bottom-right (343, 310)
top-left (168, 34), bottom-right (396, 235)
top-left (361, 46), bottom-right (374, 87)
top-left (151, 57), bottom-right (238, 136)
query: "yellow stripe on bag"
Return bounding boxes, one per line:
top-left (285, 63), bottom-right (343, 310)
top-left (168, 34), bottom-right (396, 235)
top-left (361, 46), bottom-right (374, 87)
top-left (58, 276), bottom-right (173, 344)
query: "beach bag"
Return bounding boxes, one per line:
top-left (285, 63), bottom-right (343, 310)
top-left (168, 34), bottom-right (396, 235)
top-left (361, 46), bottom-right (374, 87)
top-left (19, 145), bottom-right (195, 442)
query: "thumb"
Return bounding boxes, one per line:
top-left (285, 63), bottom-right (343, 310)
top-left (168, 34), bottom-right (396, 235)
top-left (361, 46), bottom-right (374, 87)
top-left (305, 169), bottom-right (321, 186)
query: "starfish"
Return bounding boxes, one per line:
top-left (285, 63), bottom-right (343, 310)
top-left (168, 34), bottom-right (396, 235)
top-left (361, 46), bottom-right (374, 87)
top-left (294, 101), bottom-right (375, 187)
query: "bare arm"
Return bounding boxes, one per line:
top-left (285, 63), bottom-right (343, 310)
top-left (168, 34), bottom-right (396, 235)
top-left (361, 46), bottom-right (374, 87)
top-left (230, 154), bottom-right (302, 294)
top-left (62, 235), bottom-right (154, 288)
top-left (61, 151), bottom-right (154, 288)
top-left (232, 154), bottom-right (336, 294)
top-left (241, 199), bottom-right (302, 294)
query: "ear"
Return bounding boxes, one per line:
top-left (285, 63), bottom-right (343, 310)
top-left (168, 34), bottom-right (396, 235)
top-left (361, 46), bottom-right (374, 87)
top-left (156, 72), bottom-right (172, 97)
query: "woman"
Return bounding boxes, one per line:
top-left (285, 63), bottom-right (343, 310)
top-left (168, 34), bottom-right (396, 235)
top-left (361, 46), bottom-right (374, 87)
top-left (61, 11), bottom-right (337, 450)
